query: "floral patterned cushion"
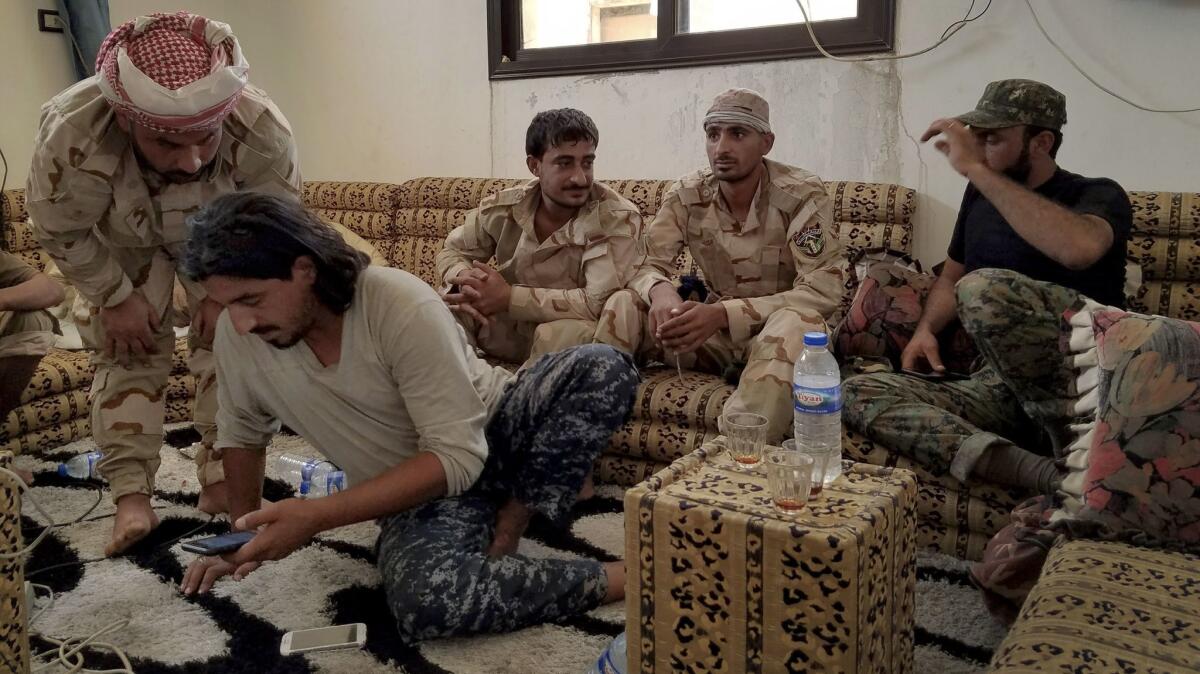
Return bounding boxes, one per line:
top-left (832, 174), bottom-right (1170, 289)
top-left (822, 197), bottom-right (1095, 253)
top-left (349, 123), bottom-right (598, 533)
top-left (1055, 306), bottom-right (1200, 543)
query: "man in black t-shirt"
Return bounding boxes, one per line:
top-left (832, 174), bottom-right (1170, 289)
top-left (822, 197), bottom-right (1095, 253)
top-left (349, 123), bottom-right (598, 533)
top-left (842, 79), bottom-right (1132, 493)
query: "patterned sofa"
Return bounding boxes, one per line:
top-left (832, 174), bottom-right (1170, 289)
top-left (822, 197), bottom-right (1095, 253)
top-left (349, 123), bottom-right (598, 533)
top-left (4, 182), bottom-right (1196, 563)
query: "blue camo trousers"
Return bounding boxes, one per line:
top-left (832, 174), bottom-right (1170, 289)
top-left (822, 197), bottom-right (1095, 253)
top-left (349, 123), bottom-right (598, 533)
top-left (376, 344), bottom-right (640, 642)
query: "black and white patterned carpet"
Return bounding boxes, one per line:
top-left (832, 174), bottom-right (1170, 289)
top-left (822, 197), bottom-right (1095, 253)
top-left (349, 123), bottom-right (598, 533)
top-left (11, 426), bottom-right (1007, 673)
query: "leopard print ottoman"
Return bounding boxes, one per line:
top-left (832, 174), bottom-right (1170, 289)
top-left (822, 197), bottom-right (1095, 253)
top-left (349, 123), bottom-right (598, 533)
top-left (989, 539), bottom-right (1200, 673)
top-left (0, 452), bottom-right (30, 673)
top-left (625, 443), bottom-right (918, 673)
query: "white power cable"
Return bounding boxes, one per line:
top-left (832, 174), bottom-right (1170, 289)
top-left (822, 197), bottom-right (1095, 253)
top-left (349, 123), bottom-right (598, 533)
top-left (31, 619), bottom-right (135, 674)
top-left (1, 467), bottom-right (136, 672)
top-left (0, 466), bottom-right (55, 559)
top-left (1022, 0), bottom-right (1200, 114)
top-left (791, 0), bottom-right (993, 62)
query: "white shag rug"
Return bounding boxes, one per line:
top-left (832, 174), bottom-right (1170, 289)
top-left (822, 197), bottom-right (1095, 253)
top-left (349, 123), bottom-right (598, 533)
top-left (9, 426), bottom-right (1007, 673)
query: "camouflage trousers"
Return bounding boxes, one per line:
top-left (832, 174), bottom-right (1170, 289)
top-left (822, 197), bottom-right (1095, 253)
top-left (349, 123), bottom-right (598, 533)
top-left (76, 248), bottom-right (222, 502)
top-left (0, 308), bottom-right (57, 423)
top-left (600, 289), bottom-right (825, 443)
top-left (843, 269), bottom-right (1084, 483)
top-left (376, 344), bottom-right (639, 643)
top-left (456, 310), bottom-right (638, 367)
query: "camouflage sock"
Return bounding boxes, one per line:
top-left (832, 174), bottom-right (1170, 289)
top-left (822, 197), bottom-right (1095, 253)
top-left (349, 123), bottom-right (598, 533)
top-left (970, 443), bottom-right (1061, 493)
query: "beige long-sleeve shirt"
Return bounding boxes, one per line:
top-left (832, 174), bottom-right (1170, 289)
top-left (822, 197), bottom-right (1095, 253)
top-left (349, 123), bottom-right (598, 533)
top-left (435, 180), bottom-right (643, 323)
top-left (26, 78), bottom-right (300, 308)
top-left (214, 266), bottom-right (514, 496)
top-left (629, 159), bottom-right (847, 343)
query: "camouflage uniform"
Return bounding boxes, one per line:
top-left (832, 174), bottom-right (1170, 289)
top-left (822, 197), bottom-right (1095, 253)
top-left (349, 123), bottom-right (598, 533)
top-left (435, 180), bottom-right (643, 365)
top-left (843, 80), bottom-right (1105, 488)
top-left (0, 252), bottom-right (58, 360)
top-left (0, 252), bottom-right (59, 422)
top-left (843, 269), bottom-right (1083, 483)
top-left (377, 344), bottom-right (639, 642)
top-left (609, 158), bottom-right (847, 442)
top-left (26, 79), bottom-right (300, 501)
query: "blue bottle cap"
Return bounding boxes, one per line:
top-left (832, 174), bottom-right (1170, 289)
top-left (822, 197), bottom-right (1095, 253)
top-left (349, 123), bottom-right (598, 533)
top-left (803, 331), bottom-right (829, 347)
top-left (57, 463), bottom-right (68, 477)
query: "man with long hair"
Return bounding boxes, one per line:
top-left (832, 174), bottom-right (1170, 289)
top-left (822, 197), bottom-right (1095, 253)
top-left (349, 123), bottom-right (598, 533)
top-left (26, 12), bottom-right (301, 555)
top-left (178, 192), bottom-right (639, 642)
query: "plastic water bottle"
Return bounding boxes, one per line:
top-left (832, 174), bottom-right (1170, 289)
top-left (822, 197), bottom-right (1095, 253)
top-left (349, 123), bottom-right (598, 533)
top-left (58, 451), bottom-right (103, 479)
top-left (793, 331), bottom-right (843, 484)
top-left (587, 632), bottom-right (626, 674)
top-left (276, 454), bottom-right (346, 498)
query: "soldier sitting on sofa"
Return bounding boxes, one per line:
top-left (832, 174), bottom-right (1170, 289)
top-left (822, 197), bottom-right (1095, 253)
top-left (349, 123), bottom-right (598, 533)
top-left (601, 88), bottom-right (848, 444)
top-left (435, 109), bottom-right (643, 367)
top-left (842, 79), bottom-right (1133, 493)
top-left (0, 250), bottom-right (64, 439)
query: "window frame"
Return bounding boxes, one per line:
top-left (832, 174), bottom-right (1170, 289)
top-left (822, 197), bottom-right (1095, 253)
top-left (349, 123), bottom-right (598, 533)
top-left (488, 0), bottom-right (896, 80)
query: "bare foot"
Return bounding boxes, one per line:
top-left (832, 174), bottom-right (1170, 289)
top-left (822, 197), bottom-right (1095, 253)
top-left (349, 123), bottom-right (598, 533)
top-left (197, 480), bottom-right (229, 515)
top-left (486, 498), bottom-right (532, 558)
top-left (602, 561), bottom-right (625, 603)
top-left (578, 471), bottom-right (596, 501)
top-left (12, 468), bottom-right (34, 485)
top-left (105, 493), bottom-right (160, 557)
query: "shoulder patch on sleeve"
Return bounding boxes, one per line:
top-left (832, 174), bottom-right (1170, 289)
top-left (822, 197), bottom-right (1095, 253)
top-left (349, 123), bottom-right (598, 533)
top-left (791, 226), bottom-right (826, 257)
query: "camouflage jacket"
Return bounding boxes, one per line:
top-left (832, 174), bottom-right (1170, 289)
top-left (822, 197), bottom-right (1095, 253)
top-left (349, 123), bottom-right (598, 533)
top-left (436, 179), bottom-right (643, 323)
top-left (26, 78), bottom-right (301, 308)
top-left (629, 159), bottom-right (847, 342)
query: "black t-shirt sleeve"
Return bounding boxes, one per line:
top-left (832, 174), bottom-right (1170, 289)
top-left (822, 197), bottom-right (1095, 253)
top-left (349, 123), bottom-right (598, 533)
top-left (946, 186), bottom-right (977, 264)
top-left (1071, 178), bottom-right (1133, 243)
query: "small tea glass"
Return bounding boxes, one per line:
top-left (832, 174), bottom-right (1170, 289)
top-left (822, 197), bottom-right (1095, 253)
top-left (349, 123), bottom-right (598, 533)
top-left (765, 449), bottom-right (815, 514)
top-left (782, 439), bottom-right (838, 496)
top-left (721, 412), bottom-right (768, 470)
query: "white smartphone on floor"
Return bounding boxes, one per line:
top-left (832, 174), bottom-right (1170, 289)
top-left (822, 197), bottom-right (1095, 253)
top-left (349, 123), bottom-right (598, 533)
top-left (279, 623), bottom-right (367, 655)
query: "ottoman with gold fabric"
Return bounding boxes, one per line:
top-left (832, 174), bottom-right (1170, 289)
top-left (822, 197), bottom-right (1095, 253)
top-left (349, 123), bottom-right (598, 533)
top-left (989, 539), bottom-right (1200, 673)
top-left (625, 442), bottom-right (918, 674)
top-left (0, 452), bottom-right (30, 673)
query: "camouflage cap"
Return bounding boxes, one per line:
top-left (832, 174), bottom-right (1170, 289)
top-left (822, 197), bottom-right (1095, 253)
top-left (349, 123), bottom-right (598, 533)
top-left (955, 79), bottom-right (1067, 131)
top-left (704, 88), bottom-right (771, 134)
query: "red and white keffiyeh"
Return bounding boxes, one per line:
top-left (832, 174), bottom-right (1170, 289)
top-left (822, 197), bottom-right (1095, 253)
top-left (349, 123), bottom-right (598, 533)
top-left (96, 12), bottom-right (249, 134)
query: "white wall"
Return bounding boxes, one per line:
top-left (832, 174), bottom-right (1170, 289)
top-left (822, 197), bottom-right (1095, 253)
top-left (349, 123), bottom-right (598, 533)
top-left (0, 0), bottom-right (77, 191)
top-left (4, 1), bottom-right (1198, 266)
top-left (490, 61), bottom-right (901, 188)
top-left (1, 0), bottom-right (492, 188)
top-left (895, 0), bottom-right (1200, 264)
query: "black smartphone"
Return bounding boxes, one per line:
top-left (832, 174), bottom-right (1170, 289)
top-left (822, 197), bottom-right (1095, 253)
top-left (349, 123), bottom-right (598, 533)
top-left (179, 531), bottom-right (255, 556)
top-left (900, 368), bottom-right (970, 382)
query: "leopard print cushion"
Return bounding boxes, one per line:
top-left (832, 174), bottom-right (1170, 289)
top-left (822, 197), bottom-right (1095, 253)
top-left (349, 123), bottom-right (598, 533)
top-left (1125, 191), bottom-right (1200, 321)
top-left (626, 445), bottom-right (917, 673)
top-left (0, 452), bottom-right (30, 672)
top-left (990, 539), bottom-right (1200, 672)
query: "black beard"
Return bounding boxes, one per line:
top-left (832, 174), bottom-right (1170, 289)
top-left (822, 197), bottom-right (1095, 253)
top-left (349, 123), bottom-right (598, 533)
top-left (1003, 145), bottom-right (1033, 184)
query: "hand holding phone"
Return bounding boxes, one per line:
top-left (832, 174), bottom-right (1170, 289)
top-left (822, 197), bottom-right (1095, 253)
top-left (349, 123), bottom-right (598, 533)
top-left (280, 623), bottom-right (367, 655)
top-left (180, 530), bottom-right (256, 556)
top-left (901, 368), bottom-right (969, 382)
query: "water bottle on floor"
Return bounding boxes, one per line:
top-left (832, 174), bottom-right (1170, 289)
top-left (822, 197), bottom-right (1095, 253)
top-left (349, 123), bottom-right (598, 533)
top-left (57, 451), bottom-right (103, 479)
top-left (587, 632), bottom-right (626, 674)
top-left (277, 454), bottom-right (346, 498)
top-left (793, 331), bottom-right (843, 485)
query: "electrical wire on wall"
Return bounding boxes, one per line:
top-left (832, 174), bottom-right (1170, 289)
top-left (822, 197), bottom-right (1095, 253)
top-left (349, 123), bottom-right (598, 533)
top-left (792, 0), bottom-right (1200, 113)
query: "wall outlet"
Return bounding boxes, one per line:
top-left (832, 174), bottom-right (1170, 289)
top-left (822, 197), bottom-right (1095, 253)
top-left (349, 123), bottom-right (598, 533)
top-left (38, 8), bottom-right (65, 33)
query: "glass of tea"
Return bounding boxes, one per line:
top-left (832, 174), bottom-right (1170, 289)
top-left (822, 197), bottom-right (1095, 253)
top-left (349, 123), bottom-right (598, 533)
top-left (765, 449), bottom-right (814, 514)
top-left (721, 412), bottom-right (768, 470)
top-left (782, 439), bottom-right (836, 496)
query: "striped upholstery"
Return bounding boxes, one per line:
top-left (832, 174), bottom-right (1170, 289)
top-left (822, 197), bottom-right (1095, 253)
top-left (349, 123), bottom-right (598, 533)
top-left (1126, 191), bottom-right (1200, 321)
